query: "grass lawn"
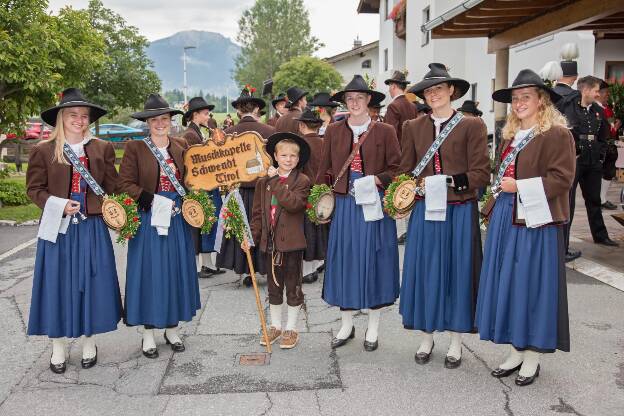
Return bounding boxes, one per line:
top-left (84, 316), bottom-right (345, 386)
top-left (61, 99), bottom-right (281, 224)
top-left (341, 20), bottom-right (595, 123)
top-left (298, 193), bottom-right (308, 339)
top-left (0, 203), bottom-right (40, 223)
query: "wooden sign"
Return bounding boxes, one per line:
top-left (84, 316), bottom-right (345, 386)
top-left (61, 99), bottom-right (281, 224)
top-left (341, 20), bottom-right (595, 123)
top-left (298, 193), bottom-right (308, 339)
top-left (184, 131), bottom-right (272, 191)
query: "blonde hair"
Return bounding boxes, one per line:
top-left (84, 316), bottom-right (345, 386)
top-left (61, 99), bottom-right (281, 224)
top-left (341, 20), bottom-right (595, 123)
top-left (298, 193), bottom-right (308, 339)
top-left (50, 108), bottom-right (93, 164)
top-left (502, 88), bottom-right (567, 141)
top-left (275, 139), bottom-right (300, 154)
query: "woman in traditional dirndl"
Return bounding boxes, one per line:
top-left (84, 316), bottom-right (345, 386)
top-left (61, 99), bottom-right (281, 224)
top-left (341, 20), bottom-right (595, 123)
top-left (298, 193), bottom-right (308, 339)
top-left (118, 94), bottom-right (200, 358)
top-left (398, 64), bottom-right (490, 369)
top-left (26, 88), bottom-right (122, 373)
top-left (476, 69), bottom-right (574, 386)
top-left (181, 96), bottom-right (225, 279)
top-left (315, 75), bottom-right (401, 352)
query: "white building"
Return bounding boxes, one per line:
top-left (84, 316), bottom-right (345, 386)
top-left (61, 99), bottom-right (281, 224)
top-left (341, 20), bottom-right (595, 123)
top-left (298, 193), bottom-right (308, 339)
top-left (325, 40), bottom-right (379, 86)
top-left (357, 0), bottom-right (624, 133)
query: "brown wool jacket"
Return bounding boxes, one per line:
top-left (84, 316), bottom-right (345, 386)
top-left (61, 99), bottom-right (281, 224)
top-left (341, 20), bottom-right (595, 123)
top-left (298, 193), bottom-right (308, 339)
top-left (301, 133), bottom-right (324, 180)
top-left (267, 115), bottom-right (279, 127)
top-left (398, 113), bottom-right (490, 202)
top-left (181, 123), bottom-right (204, 146)
top-left (498, 124), bottom-right (575, 225)
top-left (275, 107), bottom-right (303, 134)
top-left (384, 95), bottom-right (417, 149)
top-left (315, 119), bottom-right (401, 194)
top-left (250, 170), bottom-right (311, 253)
top-left (26, 138), bottom-right (118, 215)
top-left (224, 116), bottom-right (276, 189)
top-left (117, 136), bottom-right (188, 210)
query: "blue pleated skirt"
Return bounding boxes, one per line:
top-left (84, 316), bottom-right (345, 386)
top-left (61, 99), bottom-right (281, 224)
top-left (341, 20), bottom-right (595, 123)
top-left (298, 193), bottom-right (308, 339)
top-left (200, 189), bottom-right (222, 253)
top-left (399, 199), bottom-right (481, 333)
top-left (125, 191), bottom-right (201, 328)
top-left (475, 192), bottom-right (569, 352)
top-left (28, 193), bottom-right (122, 338)
top-left (322, 173), bottom-right (400, 309)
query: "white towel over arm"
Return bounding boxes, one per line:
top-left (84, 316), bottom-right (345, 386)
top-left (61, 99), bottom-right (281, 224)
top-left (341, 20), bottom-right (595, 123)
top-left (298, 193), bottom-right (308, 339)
top-left (424, 175), bottom-right (448, 222)
top-left (516, 177), bottom-right (553, 228)
top-left (151, 194), bottom-right (174, 236)
top-left (37, 196), bottom-right (70, 243)
top-left (353, 175), bottom-right (384, 222)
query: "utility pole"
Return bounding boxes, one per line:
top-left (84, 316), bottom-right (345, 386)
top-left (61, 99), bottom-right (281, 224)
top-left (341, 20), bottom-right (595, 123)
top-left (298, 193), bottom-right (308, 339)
top-left (183, 46), bottom-right (196, 105)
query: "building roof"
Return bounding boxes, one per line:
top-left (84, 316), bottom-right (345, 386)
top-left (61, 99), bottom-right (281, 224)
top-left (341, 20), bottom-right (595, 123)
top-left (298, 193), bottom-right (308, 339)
top-left (324, 41), bottom-right (379, 64)
top-left (423, 0), bottom-right (624, 52)
top-left (357, 0), bottom-right (380, 14)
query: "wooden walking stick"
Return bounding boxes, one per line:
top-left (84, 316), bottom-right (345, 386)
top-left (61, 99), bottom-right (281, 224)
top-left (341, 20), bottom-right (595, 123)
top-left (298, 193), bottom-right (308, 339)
top-left (243, 242), bottom-right (272, 353)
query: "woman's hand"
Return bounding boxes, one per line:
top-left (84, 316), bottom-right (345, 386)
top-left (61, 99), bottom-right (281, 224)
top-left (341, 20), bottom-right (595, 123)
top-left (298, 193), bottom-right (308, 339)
top-left (500, 177), bottom-right (518, 193)
top-left (267, 166), bottom-right (278, 178)
top-left (63, 200), bottom-right (81, 216)
top-left (374, 176), bottom-right (382, 186)
top-left (241, 238), bottom-right (251, 251)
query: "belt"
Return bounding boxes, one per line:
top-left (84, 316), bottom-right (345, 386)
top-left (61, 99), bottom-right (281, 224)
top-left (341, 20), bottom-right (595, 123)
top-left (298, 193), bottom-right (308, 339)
top-left (579, 134), bottom-right (595, 141)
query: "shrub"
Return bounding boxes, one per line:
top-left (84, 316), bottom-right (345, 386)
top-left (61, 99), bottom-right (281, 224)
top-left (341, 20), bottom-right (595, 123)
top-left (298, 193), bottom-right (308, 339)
top-left (0, 181), bottom-right (30, 206)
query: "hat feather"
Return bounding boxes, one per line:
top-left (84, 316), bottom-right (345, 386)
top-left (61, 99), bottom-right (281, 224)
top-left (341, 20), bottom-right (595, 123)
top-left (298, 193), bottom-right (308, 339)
top-left (539, 61), bottom-right (563, 81)
top-left (560, 43), bottom-right (579, 61)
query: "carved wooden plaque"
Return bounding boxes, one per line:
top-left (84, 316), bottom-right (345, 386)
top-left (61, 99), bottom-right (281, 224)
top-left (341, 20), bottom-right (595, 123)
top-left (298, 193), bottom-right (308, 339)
top-left (184, 131), bottom-right (272, 191)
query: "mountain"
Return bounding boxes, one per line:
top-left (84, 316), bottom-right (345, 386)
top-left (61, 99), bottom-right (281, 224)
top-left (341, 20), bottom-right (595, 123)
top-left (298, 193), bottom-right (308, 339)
top-left (147, 30), bottom-right (240, 97)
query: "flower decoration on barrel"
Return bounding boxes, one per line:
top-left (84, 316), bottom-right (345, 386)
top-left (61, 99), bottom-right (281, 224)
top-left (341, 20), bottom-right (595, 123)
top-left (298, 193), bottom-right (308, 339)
top-left (105, 193), bottom-right (140, 245)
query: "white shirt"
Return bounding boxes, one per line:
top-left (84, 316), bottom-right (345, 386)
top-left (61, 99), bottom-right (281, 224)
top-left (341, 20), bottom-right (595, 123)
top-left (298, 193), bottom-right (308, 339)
top-left (349, 117), bottom-right (372, 141)
top-left (512, 127), bottom-right (534, 147)
top-left (68, 138), bottom-right (88, 158)
top-left (157, 146), bottom-right (170, 160)
top-left (431, 115), bottom-right (451, 136)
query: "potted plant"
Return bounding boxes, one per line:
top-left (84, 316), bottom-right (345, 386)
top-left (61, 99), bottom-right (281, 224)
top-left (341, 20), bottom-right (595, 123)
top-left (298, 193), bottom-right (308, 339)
top-left (389, 0), bottom-right (407, 39)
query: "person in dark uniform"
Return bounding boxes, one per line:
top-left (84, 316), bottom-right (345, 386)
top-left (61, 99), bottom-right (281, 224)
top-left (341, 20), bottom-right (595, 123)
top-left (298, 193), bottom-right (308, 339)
top-left (275, 87), bottom-right (307, 134)
top-left (216, 86), bottom-right (275, 287)
top-left (559, 76), bottom-right (619, 257)
top-left (552, 43), bottom-right (579, 107)
top-left (267, 93), bottom-right (288, 127)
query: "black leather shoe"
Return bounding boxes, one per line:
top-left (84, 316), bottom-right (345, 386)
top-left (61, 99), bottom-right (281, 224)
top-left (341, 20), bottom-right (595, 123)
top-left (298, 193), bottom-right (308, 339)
top-left (515, 364), bottom-right (540, 386)
top-left (331, 326), bottom-right (355, 349)
top-left (565, 250), bottom-right (581, 263)
top-left (164, 333), bottom-right (186, 352)
top-left (602, 201), bottom-right (617, 210)
top-left (491, 363), bottom-right (522, 378)
top-left (242, 275), bottom-right (253, 287)
top-left (141, 340), bottom-right (159, 359)
top-left (414, 341), bottom-right (434, 365)
top-left (316, 264), bottom-right (325, 273)
top-left (444, 351), bottom-right (462, 369)
top-left (49, 354), bottom-right (66, 374)
top-left (595, 237), bottom-right (619, 247)
top-left (302, 271), bottom-right (319, 284)
top-left (363, 331), bottom-right (378, 352)
top-left (81, 346), bottom-right (98, 369)
top-left (200, 266), bottom-right (226, 278)
top-left (397, 233), bottom-right (407, 245)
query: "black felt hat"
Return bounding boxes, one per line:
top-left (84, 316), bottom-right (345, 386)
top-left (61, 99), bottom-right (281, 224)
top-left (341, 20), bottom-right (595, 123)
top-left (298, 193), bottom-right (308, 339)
top-left (368, 93), bottom-right (386, 109)
top-left (492, 69), bottom-right (561, 104)
top-left (184, 96), bottom-right (215, 122)
top-left (231, 85), bottom-right (266, 110)
top-left (271, 92), bottom-right (289, 109)
top-left (265, 132), bottom-right (311, 169)
top-left (41, 88), bottom-right (107, 126)
top-left (384, 70), bottom-right (410, 86)
top-left (309, 92), bottom-right (340, 108)
top-left (408, 63), bottom-right (470, 101)
top-left (295, 107), bottom-right (323, 124)
top-left (331, 75), bottom-right (385, 104)
top-left (131, 94), bottom-right (183, 122)
top-left (414, 102), bottom-right (432, 113)
top-left (457, 100), bottom-right (483, 117)
top-left (285, 87), bottom-right (308, 108)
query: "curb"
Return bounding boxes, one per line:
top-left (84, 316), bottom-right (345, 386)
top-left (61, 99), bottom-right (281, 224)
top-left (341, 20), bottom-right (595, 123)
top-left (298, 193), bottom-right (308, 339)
top-left (0, 219), bottom-right (39, 227)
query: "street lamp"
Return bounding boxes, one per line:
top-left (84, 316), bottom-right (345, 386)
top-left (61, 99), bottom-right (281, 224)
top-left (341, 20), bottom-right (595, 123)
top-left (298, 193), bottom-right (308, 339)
top-left (183, 46), bottom-right (196, 105)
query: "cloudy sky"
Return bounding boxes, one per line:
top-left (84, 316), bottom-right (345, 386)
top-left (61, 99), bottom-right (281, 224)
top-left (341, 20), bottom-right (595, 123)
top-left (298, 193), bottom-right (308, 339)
top-left (47, 0), bottom-right (379, 58)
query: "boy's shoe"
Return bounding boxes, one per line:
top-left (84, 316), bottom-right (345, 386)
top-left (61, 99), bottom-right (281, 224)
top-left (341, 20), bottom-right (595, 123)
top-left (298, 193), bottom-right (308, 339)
top-left (260, 326), bottom-right (282, 346)
top-left (280, 330), bottom-right (299, 349)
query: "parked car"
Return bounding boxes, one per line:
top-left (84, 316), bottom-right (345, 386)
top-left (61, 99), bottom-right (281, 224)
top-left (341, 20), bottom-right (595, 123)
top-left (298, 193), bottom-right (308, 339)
top-left (25, 122), bottom-right (51, 140)
top-left (91, 124), bottom-right (144, 142)
top-left (127, 118), bottom-right (183, 136)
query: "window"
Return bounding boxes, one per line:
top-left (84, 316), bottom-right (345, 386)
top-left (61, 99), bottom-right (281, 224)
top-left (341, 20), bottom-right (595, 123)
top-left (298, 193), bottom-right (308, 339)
top-left (471, 83), bottom-right (478, 102)
top-left (362, 59), bottom-right (372, 69)
top-left (605, 61), bottom-right (624, 80)
top-left (385, 0), bottom-right (394, 19)
top-left (422, 6), bottom-right (430, 46)
top-left (384, 49), bottom-right (389, 72)
top-left (490, 79), bottom-right (495, 112)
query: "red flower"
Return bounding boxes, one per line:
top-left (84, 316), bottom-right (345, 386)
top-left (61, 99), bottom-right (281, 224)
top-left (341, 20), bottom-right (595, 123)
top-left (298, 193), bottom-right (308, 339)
top-left (124, 197), bottom-right (133, 206)
top-left (133, 216), bottom-right (139, 222)
top-left (251, 87), bottom-right (256, 93)
top-left (306, 202), bottom-right (313, 210)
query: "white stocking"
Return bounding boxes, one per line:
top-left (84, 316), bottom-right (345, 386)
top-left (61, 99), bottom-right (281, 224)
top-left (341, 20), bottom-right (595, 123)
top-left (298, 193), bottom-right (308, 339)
top-left (286, 305), bottom-right (300, 331)
top-left (82, 335), bottom-right (96, 359)
top-left (302, 260), bottom-right (317, 276)
top-left (519, 350), bottom-right (541, 377)
top-left (601, 179), bottom-right (611, 204)
top-left (142, 328), bottom-right (156, 350)
top-left (417, 332), bottom-right (434, 354)
top-left (336, 311), bottom-right (353, 339)
top-left (195, 254), bottom-right (202, 272)
top-left (447, 331), bottom-right (462, 359)
top-left (201, 252), bottom-right (215, 269)
top-left (51, 338), bottom-right (66, 365)
top-left (165, 327), bottom-right (182, 344)
top-left (365, 309), bottom-right (381, 342)
top-left (270, 303), bottom-right (283, 330)
top-left (499, 345), bottom-right (524, 370)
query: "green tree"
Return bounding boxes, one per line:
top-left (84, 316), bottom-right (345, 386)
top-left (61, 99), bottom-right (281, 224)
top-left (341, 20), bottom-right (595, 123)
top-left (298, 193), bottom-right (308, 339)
top-left (234, 0), bottom-right (322, 93)
top-left (273, 56), bottom-right (343, 97)
top-left (0, 0), bottom-right (106, 132)
top-left (83, 0), bottom-right (161, 117)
